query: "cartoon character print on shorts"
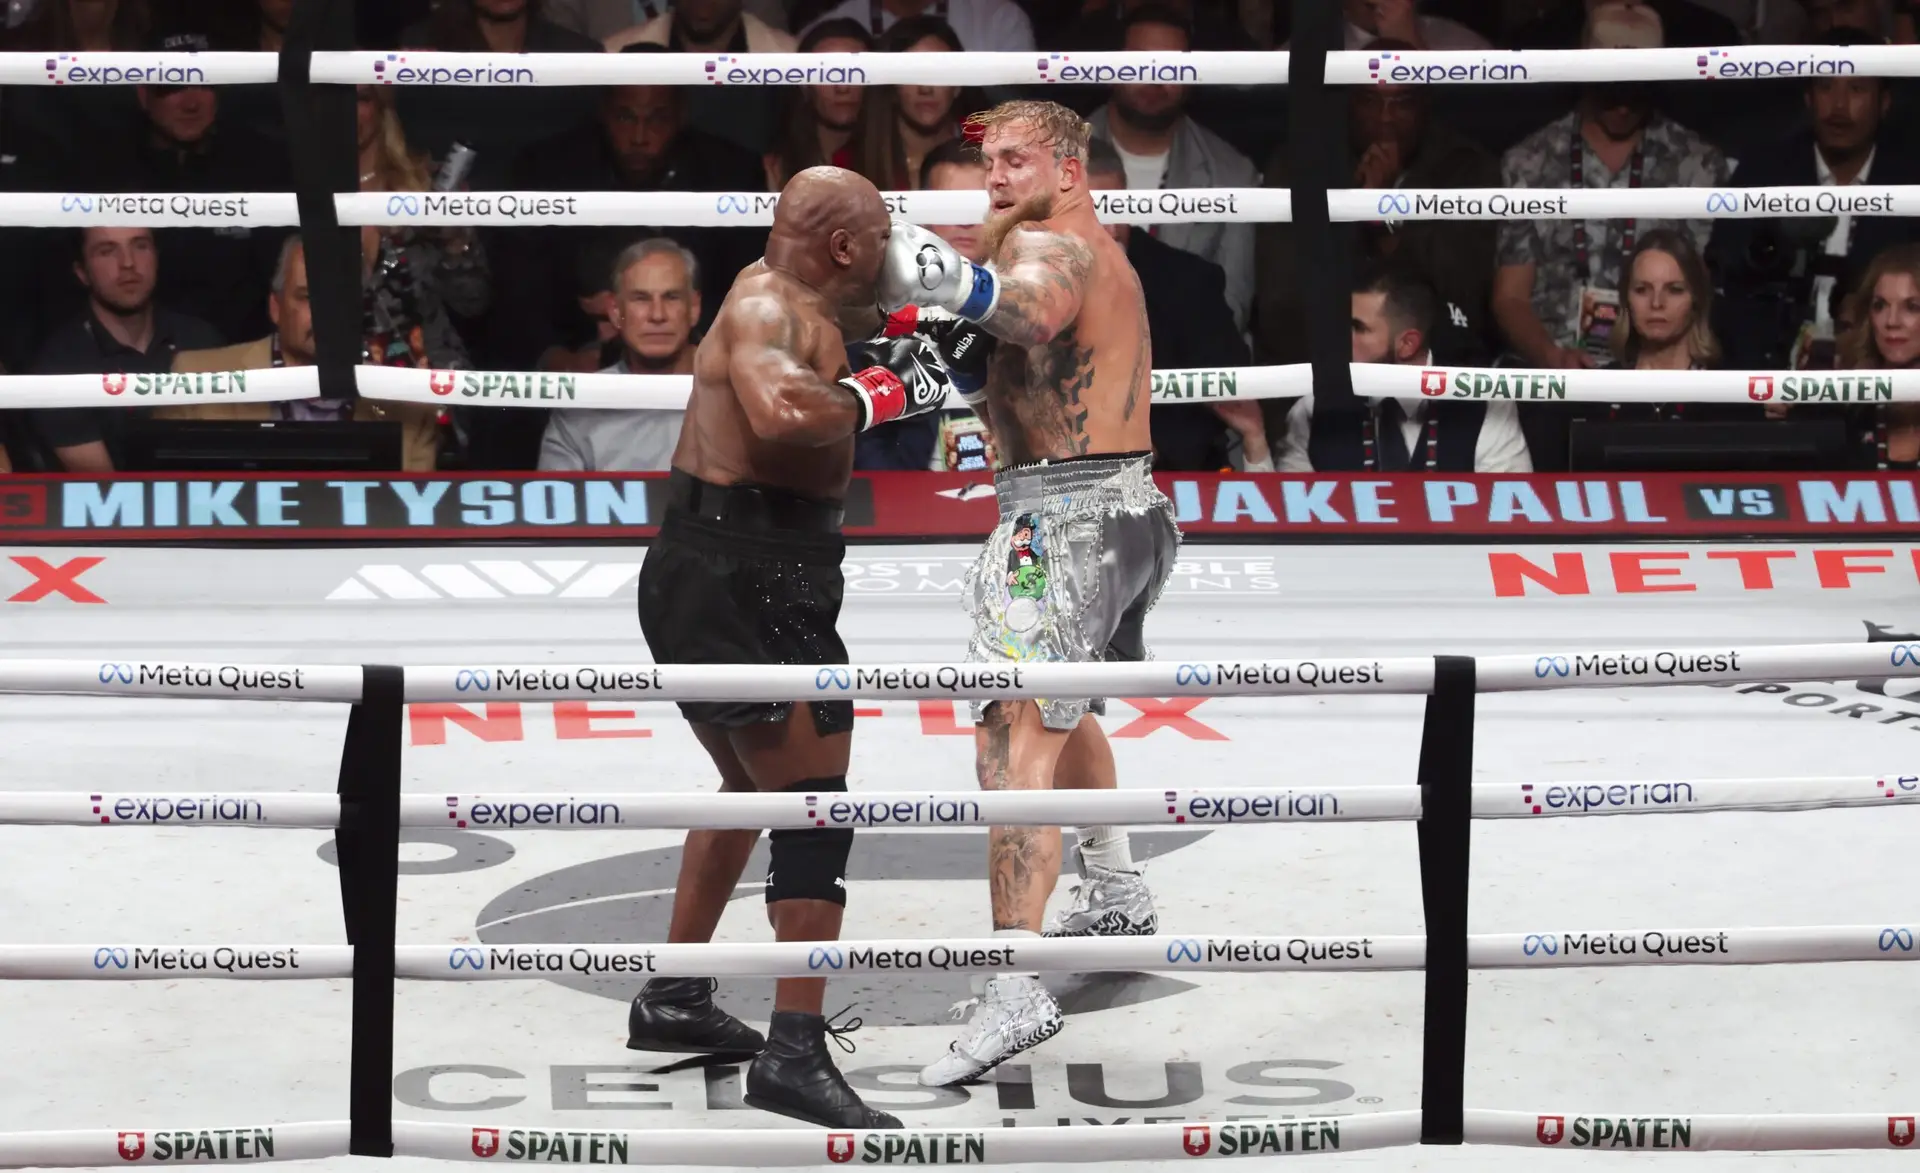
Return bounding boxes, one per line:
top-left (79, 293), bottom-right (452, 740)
top-left (998, 511), bottom-right (1050, 651)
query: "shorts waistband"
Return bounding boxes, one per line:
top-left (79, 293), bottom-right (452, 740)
top-left (666, 468), bottom-right (845, 535)
top-left (993, 452), bottom-right (1154, 517)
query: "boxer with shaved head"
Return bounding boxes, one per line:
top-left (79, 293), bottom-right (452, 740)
top-left (626, 165), bottom-right (952, 1128)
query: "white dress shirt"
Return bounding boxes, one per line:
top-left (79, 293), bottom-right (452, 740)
top-left (1812, 143), bottom-right (1874, 326)
top-left (1277, 357), bottom-right (1534, 474)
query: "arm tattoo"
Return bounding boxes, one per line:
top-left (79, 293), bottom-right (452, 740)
top-left (984, 228), bottom-right (1093, 349)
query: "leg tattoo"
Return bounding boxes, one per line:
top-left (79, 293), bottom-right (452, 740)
top-left (990, 825), bottom-right (1042, 931)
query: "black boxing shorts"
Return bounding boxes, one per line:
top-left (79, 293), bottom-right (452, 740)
top-left (637, 470), bottom-right (853, 736)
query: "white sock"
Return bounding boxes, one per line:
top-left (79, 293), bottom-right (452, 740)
top-left (1077, 826), bottom-right (1136, 873)
top-left (993, 927), bottom-right (1039, 983)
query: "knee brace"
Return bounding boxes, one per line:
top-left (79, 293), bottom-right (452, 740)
top-left (766, 776), bottom-right (853, 907)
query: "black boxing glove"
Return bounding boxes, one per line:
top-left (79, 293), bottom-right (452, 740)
top-left (840, 332), bottom-right (954, 431)
top-left (880, 305), bottom-right (995, 406)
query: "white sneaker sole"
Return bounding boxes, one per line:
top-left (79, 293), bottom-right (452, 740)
top-left (917, 1013), bottom-right (1064, 1087)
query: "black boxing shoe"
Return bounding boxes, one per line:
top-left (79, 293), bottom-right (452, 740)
top-left (743, 1008), bottom-right (903, 1128)
top-left (626, 977), bottom-right (766, 1055)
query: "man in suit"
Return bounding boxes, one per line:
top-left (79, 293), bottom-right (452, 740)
top-left (161, 236), bottom-right (440, 471)
top-left (1085, 138), bottom-right (1263, 471)
top-left (1707, 27), bottom-right (1920, 370)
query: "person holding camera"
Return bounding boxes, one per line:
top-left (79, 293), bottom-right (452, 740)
top-left (1706, 27), bottom-right (1920, 371)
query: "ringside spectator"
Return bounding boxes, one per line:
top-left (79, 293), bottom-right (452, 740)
top-left (1552, 228), bottom-right (1747, 465)
top-left (803, 0), bottom-right (1033, 55)
top-left (1838, 243), bottom-right (1920, 466)
top-left (539, 239), bottom-right (698, 471)
top-left (1492, 2), bottom-right (1727, 369)
top-left (763, 19), bottom-right (874, 189)
top-left (357, 84), bottom-right (491, 370)
top-left (605, 0), bottom-right (798, 155)
top-left (27, 227), bottom-right (221, 473)
top-left (1084, 140), bottom-right (1263, 471)
top-left (67, 30), bottom-right (291, 345)
top-left (397, 0), bottom-right (603, 191)
top-left (1256, 36), bottom-right (1499, 366)
top-left (493, 58), bottom-right (763, 372)
top-left (1611, 228), bottom-right (1722, 376)
top-left (158, 236), bottom-right (441, 472)
top-left (1508, 0), bottom-right (1741, 48)
top-left (858, 16), bottom-right (974, 189)
top-left (1341, 0), bottom-right (1489, 48)
top-left (1087, 5), bottom-right (1258, 329)
top-left (915, 138), bottom-right (996, 471)
top-left (1708, 31), bottom-right (1920, 370)
top-left (1280, 265), bottom-right (1532, 473)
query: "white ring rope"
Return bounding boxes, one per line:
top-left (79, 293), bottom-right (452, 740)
top-left (0, 640), bottom-right (1912, 703)
top-left (3, 924), bottom-right (1912, 982)
top-left (3, 773), bottom-right (1916, 829)
top-left (1, 361), bottom-right (1906, 410)
top-left (9, 42), bottom-right (1918, 1169)
top-left (12, 186), bottom-right (1910, 229)
top-left (12, 45), bottom-right (1920, 89)
top-left (0, 660), bottom-right (362, 702)
top-left (6, 1112), bottom-right (1911, 1166)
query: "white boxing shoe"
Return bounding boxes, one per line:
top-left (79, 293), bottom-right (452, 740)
top-left (1044, 848), bottom-right (1158, 937)
top-left (917, 975), bottom-right (1063, 1087)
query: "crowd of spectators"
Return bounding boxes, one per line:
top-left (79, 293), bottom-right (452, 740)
top-left (1, 0), bottom-right (1919, 478)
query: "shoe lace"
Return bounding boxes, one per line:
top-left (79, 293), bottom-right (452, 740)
top-left (945, 995), bottom-right (979, 1022)
top-left (822, 1005), bottom-right (865, 1055)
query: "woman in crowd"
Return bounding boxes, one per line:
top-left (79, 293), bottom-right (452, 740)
top-left (1840, 242), bottom-right (1920, 467)
top-left (763, 18), bottom-right (873, 190)
top-left (1591, 228), bottom-right (1745, 424)
top-left (1611, 229), bottom-right (1721, 376)
top-left (355, 84), bottom-right (490, 372)
top-left (859, 16), bottom-right (972, 189)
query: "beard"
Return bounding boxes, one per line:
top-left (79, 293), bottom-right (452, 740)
top-left (982, 190), bottom-right (1055, 259)
top-left (1113, 93), bottom-right (1185, 134)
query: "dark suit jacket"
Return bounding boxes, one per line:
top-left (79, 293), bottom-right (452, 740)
top-left (1257, 119), bottom-right (1500, 367)
top-left (1706, 130), bottom-right (1920, 369)
top-left (1129, 229), bottom-right (1250, 471)
top-left (488, 122), bottom-right (767, 371)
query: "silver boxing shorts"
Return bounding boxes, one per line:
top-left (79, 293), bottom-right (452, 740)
top-left (962, 453), bottom-right (1181, 731)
